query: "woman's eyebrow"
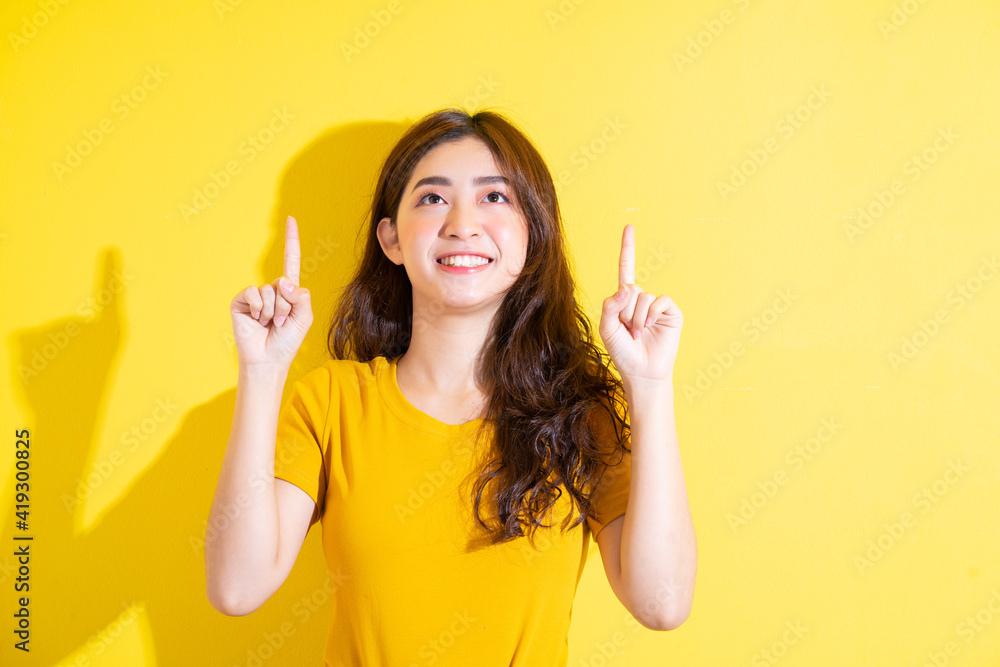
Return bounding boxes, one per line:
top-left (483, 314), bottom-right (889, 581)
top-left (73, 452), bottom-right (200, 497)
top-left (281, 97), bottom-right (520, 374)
top-left (409, 175), bottom-right (509, 193)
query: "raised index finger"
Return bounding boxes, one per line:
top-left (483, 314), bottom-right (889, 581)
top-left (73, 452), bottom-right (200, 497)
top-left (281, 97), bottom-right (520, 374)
top-left (284, 215), bottom-right (301, 286)
top-left (618, 223), bottom-right (635, 288)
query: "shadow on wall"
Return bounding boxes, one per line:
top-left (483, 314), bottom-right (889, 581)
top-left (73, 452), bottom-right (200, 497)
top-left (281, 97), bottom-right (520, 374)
top-left (4, 120), bottom-right (409, 665)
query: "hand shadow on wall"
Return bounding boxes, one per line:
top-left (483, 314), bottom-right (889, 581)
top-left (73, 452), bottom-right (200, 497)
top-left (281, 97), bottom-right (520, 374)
top-left (5, 120), bottom-right (410, 665)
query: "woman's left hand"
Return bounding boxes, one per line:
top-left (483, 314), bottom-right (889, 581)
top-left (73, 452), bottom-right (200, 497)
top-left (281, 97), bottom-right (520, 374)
top-left (598, 224), bottom-right (683, 384)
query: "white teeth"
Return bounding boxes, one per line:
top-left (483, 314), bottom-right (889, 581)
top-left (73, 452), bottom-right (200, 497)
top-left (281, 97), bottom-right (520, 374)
top-left (439, 255), bottom-right (490, 267)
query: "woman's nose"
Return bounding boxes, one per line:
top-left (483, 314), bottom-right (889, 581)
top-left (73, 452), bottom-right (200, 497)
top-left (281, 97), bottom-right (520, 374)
top-left (442, 199), bottom-right (482, 237)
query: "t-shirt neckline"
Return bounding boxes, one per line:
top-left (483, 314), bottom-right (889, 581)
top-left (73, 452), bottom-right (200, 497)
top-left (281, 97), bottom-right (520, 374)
top-left (378, 354), bottom-right (486, 438)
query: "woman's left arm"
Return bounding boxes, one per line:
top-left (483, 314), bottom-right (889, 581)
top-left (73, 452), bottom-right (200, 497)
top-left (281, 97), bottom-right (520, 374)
top-left (605, 378), bottom-right (696, 630)
top-left (595, 223), bottom-right (697, 631)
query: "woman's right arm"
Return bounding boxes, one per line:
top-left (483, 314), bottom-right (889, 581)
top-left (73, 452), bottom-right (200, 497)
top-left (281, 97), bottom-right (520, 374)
top-left (204, 216), bottom-right (316, 616)
top-left (204, 364), bottom-right (317, 615)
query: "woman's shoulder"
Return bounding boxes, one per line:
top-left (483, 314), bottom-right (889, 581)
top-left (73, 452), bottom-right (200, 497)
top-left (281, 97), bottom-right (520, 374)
top-left (300, 355), bottom-right (388, 392)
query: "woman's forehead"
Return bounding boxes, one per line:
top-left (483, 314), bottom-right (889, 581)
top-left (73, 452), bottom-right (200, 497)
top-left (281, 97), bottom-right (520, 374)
top-left (413, 136), bottom-right (498, 173)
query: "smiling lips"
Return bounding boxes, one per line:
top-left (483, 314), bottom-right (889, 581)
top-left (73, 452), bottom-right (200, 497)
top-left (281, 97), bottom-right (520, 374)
top-left (436, 255), bottom-right (493, 273)
top-left (437, 255), bottom-right (492, 267)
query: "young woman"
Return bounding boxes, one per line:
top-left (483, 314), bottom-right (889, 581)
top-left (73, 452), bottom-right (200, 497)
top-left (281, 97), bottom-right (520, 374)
top-left (205, 108), bottom-right (696, 665)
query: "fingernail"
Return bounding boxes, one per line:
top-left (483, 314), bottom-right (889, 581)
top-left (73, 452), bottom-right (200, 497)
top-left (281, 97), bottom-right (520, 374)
top-left (281, 279), bottom-right (293, 294)
top-left (274, 316), bottom-right (286, 327)
top-left (645, 316), bottom-right (653, 327)
top-left (616, 286), bottom-right (627, 301)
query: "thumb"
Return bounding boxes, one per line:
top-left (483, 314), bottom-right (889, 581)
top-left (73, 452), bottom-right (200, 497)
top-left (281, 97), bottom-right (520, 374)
top-left (599, 288), bottom-right (627, 340)
top-left (278, 277), bottom-right (312, 307)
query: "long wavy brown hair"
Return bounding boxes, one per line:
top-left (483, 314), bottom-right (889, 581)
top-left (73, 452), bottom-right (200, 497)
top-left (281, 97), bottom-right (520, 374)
top-left (327, 107), bottom-right (631, 548)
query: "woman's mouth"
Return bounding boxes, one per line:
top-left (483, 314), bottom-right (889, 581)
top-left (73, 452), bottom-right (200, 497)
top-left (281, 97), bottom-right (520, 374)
top-left (436, 256), bottom-right (494, 274)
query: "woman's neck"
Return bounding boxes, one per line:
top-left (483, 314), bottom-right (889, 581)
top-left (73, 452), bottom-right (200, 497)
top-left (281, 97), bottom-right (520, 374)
top-left (398, 306), bottom-right (495, 397)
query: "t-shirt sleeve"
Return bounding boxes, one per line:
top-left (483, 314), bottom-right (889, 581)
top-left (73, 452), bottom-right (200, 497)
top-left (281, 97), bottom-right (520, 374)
top-left (274, 363), bottom-right (332, 527)
top-left (585, 393), bottom-right (632, 538)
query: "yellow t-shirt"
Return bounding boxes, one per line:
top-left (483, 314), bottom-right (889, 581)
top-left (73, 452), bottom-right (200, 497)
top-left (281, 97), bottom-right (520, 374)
top-left (274, 354), bottom-right (631, 666)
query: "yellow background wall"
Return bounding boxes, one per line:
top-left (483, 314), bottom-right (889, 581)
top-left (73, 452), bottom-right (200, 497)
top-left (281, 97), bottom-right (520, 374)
top-left (2, 0), bottom-right (998, 664)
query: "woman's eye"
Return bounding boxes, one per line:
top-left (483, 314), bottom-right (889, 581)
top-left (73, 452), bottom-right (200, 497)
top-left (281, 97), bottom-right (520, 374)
top-left (417, 191), bottom-right (510, 205)
top-left (484, 191), bottom-right (510, 203)
top-left (418, 193), bottom-right (444, 205)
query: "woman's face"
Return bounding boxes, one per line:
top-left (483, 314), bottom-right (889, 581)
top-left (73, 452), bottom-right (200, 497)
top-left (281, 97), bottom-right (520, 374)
top-left (377, 135), bottom-right (529, 313)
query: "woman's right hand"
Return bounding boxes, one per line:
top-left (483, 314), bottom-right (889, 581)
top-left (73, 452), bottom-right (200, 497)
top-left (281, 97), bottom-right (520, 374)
top-left (230, 216), bottom-right (313, 369)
